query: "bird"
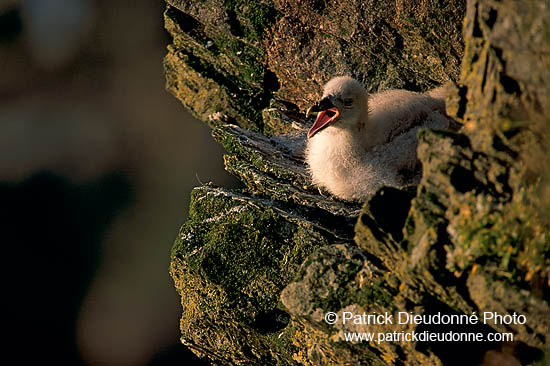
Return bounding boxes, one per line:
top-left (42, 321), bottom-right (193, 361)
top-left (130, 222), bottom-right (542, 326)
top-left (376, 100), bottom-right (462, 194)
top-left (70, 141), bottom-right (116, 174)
top-left (305, 76), bottom-right (457, 202)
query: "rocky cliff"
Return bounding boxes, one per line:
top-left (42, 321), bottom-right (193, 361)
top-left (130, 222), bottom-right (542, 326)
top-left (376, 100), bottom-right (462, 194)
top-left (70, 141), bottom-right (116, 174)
top-left (166, 0), bottom-right (549, 365)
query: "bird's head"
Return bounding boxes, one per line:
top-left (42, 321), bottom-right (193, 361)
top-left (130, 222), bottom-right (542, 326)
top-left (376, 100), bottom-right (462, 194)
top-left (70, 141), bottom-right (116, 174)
top-left (307, 76), bottom-right (368, 139)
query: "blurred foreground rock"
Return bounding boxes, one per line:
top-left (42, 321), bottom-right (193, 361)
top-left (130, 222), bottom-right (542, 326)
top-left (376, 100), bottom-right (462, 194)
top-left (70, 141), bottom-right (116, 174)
top-left (167, 0), bottom-right (549, 365)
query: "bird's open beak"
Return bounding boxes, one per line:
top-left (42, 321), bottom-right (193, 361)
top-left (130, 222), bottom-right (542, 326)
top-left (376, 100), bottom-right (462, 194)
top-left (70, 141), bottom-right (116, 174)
top-left (307, 97), bottom-right (340, 139)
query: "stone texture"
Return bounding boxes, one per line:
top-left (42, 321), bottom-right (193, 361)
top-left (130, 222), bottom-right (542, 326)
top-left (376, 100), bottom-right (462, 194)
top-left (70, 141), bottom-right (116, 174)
top-left (164, 0), bottom-right (465, 135)
top-left (167, 0), bottom-right (549, 365)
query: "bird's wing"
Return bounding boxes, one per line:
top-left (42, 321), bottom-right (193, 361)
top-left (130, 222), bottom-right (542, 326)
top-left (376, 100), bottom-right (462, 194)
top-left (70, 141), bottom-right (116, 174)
top-left (368, 90), bottom-right (446, 143)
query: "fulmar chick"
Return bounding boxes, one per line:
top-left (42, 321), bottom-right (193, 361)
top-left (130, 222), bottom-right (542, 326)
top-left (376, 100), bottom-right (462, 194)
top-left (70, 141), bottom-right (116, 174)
top-left (305, 76), bottom-right (456, 202)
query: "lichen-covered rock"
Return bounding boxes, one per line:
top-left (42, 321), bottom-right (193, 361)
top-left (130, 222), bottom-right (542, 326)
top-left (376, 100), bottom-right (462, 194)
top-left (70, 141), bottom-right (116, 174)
top-left (280, 244), bottom-right (443, 366)
top-left (168, 0), bottom-right (549, 364)
top-left (212, 124), bottom-right (361, 221)
top-left (163, 3), bottom-right (278, 132)
top-left (266, 0), bottom-right (465, 110)
top-left (164, 0), bottom-right (465, 135)
top-left (170, 185), bottom-right (333, 365)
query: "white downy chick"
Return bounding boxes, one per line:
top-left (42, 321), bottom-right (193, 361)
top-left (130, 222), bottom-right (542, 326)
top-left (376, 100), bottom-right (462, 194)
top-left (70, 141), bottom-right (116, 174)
top-left (305, 76), bottom-right (455, 201)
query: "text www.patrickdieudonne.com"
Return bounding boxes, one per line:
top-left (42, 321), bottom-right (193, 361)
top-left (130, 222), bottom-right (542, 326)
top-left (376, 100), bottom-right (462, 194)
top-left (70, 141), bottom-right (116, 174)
top-left (324, 311), bottom-right (521, 344)
top-left (343, 329), bottom-right (514, 344)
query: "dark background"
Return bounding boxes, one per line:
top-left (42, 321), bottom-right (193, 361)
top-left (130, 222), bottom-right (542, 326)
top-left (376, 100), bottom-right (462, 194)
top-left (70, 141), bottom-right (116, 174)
top-left (0, 0), bottom-right (236, 364)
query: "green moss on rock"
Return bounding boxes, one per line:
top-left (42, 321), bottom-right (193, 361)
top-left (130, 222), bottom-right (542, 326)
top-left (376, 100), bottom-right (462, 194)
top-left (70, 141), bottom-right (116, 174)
top-left (168, 0), bottom-right (550, 364)
top-left (171, 185), bottom-right (337, 364)
top-left (164, 0), bottom-right (465, 134)
top-left (163, 5), bottom-right (278, 132)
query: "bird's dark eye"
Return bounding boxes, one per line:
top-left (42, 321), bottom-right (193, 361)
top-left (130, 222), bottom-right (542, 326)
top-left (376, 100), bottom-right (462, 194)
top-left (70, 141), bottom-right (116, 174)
top-left (344, 98), bottom-right (353, 107)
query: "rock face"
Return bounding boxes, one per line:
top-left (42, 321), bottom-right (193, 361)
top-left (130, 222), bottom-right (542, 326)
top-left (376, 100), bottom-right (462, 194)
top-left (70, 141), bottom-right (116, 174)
top-left (167, 0), bottom-right (549, 365)
top-left (164, 0), bottom-right (465, 134)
